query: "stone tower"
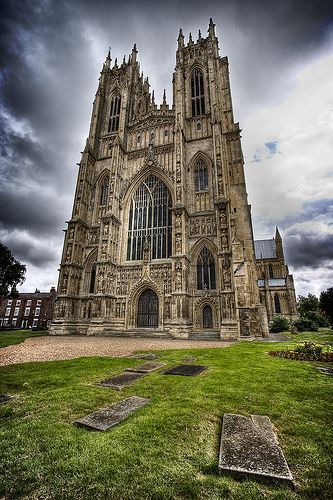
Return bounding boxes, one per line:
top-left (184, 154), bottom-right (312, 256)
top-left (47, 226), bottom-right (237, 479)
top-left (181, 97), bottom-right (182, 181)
top-left (51, 19), bottom-right (269, 339)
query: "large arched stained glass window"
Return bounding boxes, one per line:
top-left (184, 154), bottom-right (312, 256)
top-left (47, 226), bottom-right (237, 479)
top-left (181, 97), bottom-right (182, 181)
top-left (194, 159), bottom-right (208, 191)
top-left (191, 68), bottom-right (205, 117)
top-left (108, 93), bottom-right (121, 132)
top-left (127, 175), bottom-right (172, 261)
top-left (197, 247), bottom-right (216, 289)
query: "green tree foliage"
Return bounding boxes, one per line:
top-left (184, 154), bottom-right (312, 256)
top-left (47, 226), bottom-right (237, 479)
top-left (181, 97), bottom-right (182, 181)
top-left (269, 315), bottom-right (290, 333)
top-left (0, 242), bottom-right (26, 297)
top-left (319, 287), bottom-right (333, 326)
top-left (297, 293), bottom-right (319, 316)
top-left (295, 293), bottom-right (329, 330)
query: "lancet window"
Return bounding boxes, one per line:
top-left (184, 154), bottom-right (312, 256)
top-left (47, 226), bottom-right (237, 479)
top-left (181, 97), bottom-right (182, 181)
top-left (274, 293), bottom-right (281, 313)
top-left (268, 264), bottom-right (274, 278)
top-left (197, 247), bottom-right (216, 290)
top-left (127, 175), bottom-right (172, 261)
top-left (194, 159), bottom-right (208, 192)
top-left (100, 177), bottom-right (109, 206)
top-left (108, 93), bottom-right (121, 132)
top-left (191, 68), bottom-right (205, 116)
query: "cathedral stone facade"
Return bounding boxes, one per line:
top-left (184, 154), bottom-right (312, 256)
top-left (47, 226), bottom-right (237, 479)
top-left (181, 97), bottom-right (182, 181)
top-left (50, 19), bottom-right (294, 340)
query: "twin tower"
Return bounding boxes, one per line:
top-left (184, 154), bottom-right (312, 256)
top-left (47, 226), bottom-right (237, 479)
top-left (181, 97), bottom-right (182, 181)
top-left (51, 20), bottom-right (270, 339)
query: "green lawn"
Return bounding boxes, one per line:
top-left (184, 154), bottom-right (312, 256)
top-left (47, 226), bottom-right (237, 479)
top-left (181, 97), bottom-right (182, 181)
top-left (0, 329), bottom-right (47, 348)
top-left (0, 330), bottom-right (332, 500)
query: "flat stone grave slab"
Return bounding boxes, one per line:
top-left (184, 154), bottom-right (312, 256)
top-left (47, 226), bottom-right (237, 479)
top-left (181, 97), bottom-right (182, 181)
top-left (74, 396), bottom-right (149, 431)
top-left (135, 353), bottom-right (159, 360)
top-left (182, 356), bottom-right (197, 362)
top-left (316, 366), bottom-right (333, 376)
top-left (126, 362), bottom-right (165, 373)
top-left (219, 413), bottom-right (294, 487)
top-left (0, 394), bottom-right (15, 405)
top-left (96, 372), bottom-right (145, 390)
top-left (164, 364), bottom-right (207, 376)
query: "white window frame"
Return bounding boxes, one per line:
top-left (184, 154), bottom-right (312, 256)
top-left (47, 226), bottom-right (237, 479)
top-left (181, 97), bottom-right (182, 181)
top-left (5, 308), bottom-right (11, 317)
top-left (24, 307), bottom-right (30, 316)
top-left (32, 319), bottom-right (38, 328)
top-left (34, 307), bottom-right (40, 316)
top-left (36, 300), bottom-right (42, 306)
top-left (27, 300), bottom-right (32, 306)
top-left (14, 307), bottom-right (20, 316)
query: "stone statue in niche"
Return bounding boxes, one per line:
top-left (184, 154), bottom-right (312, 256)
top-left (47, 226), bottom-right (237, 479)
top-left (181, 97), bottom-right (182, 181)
top-left (223, 268), bottom-right (231, 289)
top-left (103, 221), bottom-right (109, 236)
top-left (61, 274), bottom-right (68, 294)
top-left (175, 234), bottom-right (182, 253)
top-left (176, 186), bottom-right (181, 201)
top-left (175, 213), bottom-right (182, 230)
top-left (65, 245), bottom-right (72, 262)
top-left (220, 211), bottom-right (227, 226)
top-left (68, 227), bottom-right (74, 239)
top-left (221, 231), bottom-right (229, 251)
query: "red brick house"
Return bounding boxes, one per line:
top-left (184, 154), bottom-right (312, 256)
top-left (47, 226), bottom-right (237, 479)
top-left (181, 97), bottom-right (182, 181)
top-left (0, 287), bottom-right (56, 329)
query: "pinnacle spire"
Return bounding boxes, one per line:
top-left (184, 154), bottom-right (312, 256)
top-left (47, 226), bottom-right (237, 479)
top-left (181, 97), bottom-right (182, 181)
top-left (208, 17), bottom-right (216, 37)
top-left (177, 28), bottom-right (184, 49)
top-left (163, 88), bottom-right (166, 104)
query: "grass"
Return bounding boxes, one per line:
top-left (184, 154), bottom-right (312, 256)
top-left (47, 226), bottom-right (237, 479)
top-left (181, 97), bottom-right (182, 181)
top-left (0, 330), bottom-right (332, 500)
top-left (0, 329), bottom-right (47, 348)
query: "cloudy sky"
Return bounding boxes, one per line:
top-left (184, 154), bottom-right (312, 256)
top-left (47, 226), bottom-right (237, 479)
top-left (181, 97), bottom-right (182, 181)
top-left (1, 0), bottom-right (332, 297)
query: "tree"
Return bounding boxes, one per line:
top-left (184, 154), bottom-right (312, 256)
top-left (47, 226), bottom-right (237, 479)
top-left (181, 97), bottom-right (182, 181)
top-left (296, 293), bottom-right (329, 329)
top-left (320, 288), bottom-right (333, 326)
top-left (0, 242), bottom-right (26, 297)
top-left (297, 294), bottom-right (319, 316)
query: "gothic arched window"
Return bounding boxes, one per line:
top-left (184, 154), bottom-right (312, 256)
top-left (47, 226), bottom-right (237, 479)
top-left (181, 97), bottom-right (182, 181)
top-left (268, 264), bottom-right (274, 278)
top-left (274, 293), bottom-right (281, 313)
top-left (100, 177), bottom-right (109, 205)
top-left (127, 175), bottom-right (172, 261)
top-left (108, 93), bottom-right (121, 132)
top-left (197, 247), bottom-right (216, 290)
top-left (191, 68), bottom-right (205, 117)
top-left (194, 159), bottom-right (208, 192)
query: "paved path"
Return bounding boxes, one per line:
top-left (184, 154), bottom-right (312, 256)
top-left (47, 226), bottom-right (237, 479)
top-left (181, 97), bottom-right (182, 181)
top-left (0, 335), bottom-right (234, 367)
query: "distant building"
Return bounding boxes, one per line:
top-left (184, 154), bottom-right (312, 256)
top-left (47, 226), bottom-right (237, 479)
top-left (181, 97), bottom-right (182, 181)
top-left (0, 287), bottom-right (56, 329)
top-left (255, 228), bottom-right (297, 322)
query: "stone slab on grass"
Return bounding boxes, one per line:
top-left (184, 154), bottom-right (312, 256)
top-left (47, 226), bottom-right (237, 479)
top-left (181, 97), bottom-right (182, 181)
top-left (219, 413), bottom-right (294, 487)
top-left (164, 364), bottom-right (207, 376)
top-left (96, 372), bottom-right (145, 390)
top-left (316, 366), bottom-right (333, 376)
top-left (126, 362), bottom-right (165, 373)
top-left (135, 353), bottom-right (159, 360)
top-left (74, 396), bottom-right (149, 431)
top-left (0, 394), bottom-right (15, 405)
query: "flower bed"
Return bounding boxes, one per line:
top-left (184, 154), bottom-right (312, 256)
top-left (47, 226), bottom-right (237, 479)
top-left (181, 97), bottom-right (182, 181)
top-left (269, 342), bottom-right (333, 362)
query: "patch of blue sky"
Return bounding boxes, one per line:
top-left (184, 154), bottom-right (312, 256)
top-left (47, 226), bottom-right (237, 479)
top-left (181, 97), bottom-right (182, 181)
top-left (265, 141), bottom-right (278, 155)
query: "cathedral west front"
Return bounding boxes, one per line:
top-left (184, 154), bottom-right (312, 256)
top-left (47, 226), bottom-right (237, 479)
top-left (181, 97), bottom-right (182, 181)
top-left (51, 19), bottom-right (296, 340)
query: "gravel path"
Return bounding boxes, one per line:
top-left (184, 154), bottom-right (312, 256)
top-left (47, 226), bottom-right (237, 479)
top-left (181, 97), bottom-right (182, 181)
top-left (0, 335), bottom-right (234, 367)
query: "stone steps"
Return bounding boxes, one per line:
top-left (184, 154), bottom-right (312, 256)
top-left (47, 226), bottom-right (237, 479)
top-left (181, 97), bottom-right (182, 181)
top-left (189, 332), bottom-right (220, 341)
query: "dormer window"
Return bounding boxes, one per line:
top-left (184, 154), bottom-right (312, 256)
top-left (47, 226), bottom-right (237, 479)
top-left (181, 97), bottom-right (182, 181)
top-left (191, 68), bottom-right (205, 117)
top-left (108, 93), bottom-right (121, 132)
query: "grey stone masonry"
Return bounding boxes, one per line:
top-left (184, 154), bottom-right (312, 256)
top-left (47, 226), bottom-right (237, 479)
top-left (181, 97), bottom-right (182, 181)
top-left (74, 396), bottom-right (149, 431)
top-left (218, 413), bottom-right (294, 487)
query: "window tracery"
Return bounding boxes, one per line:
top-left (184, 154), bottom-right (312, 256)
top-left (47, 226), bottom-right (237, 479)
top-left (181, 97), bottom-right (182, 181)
top-left (197, 247), bottom-right (216, 289)
top-left (100, 177), bottom-right (109, 206)
top-left (191, 68), bottom-right (205, 116)
top-left (127, 175), bottom-right (172, 261)
top-left (194, 159), bottom-right (208, 192)
top-left (274, 293), bottom-right (281, 313)
top-left (108, 93), bottom-right (121, 132)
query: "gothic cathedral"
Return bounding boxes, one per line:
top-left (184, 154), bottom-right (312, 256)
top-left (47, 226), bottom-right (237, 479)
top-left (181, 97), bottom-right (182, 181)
top-left (52, 20), bottom-right (295, 340)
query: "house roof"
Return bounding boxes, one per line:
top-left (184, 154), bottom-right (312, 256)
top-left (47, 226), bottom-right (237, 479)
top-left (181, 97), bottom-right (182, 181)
top-left (254, 239), bottom-right (276, 259)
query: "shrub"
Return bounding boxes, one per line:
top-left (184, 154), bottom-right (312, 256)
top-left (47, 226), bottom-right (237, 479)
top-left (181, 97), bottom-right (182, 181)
top-left (293, 316), bottom-right (318, 332)
top-left (269, 315), bottom-right (290, 333)
top-left (294, 341), bottom-right (323, 358)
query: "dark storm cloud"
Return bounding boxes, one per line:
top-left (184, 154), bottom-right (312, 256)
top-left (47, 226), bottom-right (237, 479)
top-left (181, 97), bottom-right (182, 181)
top-left (284, 232), bottom-right (333, 269)
top-left (0, 0), bottom-right (332, 291)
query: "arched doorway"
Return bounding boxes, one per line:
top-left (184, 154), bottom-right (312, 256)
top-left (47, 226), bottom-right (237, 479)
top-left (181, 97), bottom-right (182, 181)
top-left (203, 305), bottom-right (213, 328)
top-left (137, 289), bottom-right (159, 328)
